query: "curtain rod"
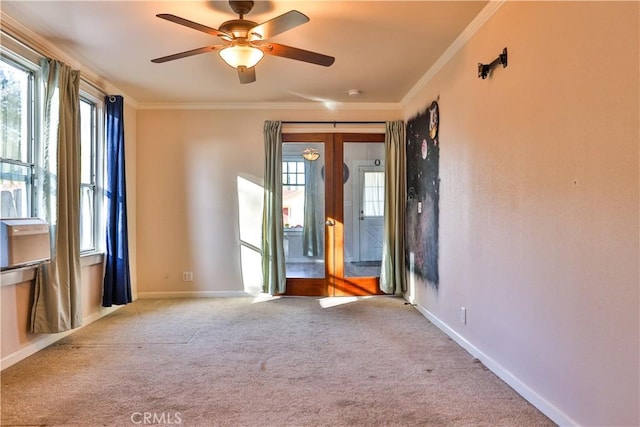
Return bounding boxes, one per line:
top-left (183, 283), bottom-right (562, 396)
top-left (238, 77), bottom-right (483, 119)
top-left (282, 121), bottom-right (386, 126)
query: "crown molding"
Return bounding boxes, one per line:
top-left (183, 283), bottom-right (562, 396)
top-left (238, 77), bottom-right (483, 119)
top-left (401, 0), bottom-right (505, 107)
top-left (137, 101), bottom-right (402, 111)
top-left (0, 11), bottom-right (139, 109)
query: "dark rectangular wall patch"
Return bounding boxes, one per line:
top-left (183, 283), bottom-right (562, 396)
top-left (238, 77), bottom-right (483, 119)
top-left (405, 101), bottom-right (440, 289)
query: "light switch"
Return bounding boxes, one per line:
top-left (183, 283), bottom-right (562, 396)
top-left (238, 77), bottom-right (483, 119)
top-left (417, 201), bottom-right (422, 213)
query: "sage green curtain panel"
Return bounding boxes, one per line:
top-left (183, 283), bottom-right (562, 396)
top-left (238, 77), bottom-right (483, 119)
top-left (31, 58), bottom-right (82, 333)
top-left (380, 120), bottom-right (407, 295)
top-left (262, 121), bottom-right (286, 294)
top-left (302, 158), bottom-right (321, 257)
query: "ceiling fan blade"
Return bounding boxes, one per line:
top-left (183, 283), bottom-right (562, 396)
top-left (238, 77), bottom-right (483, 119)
top-left (261, 43), bottom-right (335, 67)
top-left (156, 14), bottom-right (231, 39)
top-left (238, 66), bottom-right (256, 84)
top-left (249, 10), bottom-right (309, 40)
top-left (151, 45), bottom-right (224, 63)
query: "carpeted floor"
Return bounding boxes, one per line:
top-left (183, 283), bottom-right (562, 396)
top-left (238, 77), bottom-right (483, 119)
top-left (1, 296), bottom-right (555, 426)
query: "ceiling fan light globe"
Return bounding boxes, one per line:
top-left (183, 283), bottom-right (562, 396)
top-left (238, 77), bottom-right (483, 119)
top-left (219, 45), bottom-right (264, 69)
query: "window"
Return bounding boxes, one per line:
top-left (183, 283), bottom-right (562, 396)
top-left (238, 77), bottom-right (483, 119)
top-left (282, 159), bottom-right (305, 228)
top-left (79, 97), bottom-right (97, 252)
top-left (362, 171), bottom-right (384, 217)
top-left (1, 39), bottom-right (105, 256)
top-left (0, 58), bottom-right (34, 218)
top-left (282, 160), bottom-right (305, 186)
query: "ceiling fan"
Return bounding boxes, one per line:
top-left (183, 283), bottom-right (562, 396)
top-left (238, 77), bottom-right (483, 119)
top-left (151, 0), bottom-right (335, 84)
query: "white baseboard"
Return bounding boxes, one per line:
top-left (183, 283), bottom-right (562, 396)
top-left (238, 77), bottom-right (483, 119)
top-left (414, 303), bottom-right (577, 427)
top-left (136, 291), bottom-right (250, 299)
top-left (1, 305), bottom-right (123, 371)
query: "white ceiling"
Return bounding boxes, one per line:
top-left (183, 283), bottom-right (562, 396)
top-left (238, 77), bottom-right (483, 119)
top-left (1, 1), bottom-right (488, 105)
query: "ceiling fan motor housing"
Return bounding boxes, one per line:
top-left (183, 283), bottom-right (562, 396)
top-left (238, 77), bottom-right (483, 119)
top-left (219, 19), bottom-right (259, 40)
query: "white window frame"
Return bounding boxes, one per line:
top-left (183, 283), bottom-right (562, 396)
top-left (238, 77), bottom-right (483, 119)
top-left (79, 84), bottom-right (105, 254)
top-left (282, 158), bottom-right (305, 187)
top-left (0, 51), bottom-right (39, 219)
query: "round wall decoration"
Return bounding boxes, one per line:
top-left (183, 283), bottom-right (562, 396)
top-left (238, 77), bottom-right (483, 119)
top-left (321, 163), bottom-right (350, 183)
top-left (429, 101), bottom-right (439, 140)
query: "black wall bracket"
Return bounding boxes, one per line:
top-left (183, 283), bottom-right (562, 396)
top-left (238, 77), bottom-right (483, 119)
top-left (478, 47), bottom-right (508, 79)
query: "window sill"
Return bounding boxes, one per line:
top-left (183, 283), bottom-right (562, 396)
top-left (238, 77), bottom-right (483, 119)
top-left (80, 252), bottom-right (104, 267)
top-left (0, 252), bottom-right (104, 287)
top-left (284, 228), bottom-right (303, 234)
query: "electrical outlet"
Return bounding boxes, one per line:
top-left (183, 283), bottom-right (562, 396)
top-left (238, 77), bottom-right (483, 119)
top-left (182, 271), bottom-right (193, 282)
top-left (460, 307), bottom-right (467, 325)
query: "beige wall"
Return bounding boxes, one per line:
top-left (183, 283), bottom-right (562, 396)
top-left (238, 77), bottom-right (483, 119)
top-left (135, 108), bottom-right (399, 296)
top-left (1, 278), bottom-right (35, 358)
top-left (402, 2), bottom-right (639, 425)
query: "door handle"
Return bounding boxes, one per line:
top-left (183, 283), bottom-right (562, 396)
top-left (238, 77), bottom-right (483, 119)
top-left (325, 219), bottom-right (335, 226)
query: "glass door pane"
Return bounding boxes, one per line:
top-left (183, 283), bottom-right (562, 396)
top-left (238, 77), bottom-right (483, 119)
top-left (343, 141), bottom-right (385, 278)
top-left (282, 142), bottom-right (325, 279)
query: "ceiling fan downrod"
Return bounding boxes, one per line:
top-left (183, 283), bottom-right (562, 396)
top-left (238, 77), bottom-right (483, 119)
top-left (229, 1), bottom-right (254, 19)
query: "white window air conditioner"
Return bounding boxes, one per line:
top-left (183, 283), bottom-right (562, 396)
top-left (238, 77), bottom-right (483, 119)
top-left (1, 218), bottom-right (51, 269)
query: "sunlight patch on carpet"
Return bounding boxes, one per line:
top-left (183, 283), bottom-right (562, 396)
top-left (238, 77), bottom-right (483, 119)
top-left (251, 294), bottom-right (281, 304)
top-left (318, 296), bottom-right (374, 309)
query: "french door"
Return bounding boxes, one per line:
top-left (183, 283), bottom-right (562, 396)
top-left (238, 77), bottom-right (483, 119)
top-left (280, 133), bottom-right (385, 296)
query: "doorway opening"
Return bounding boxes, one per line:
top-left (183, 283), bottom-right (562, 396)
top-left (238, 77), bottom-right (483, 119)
top-left (280, 133), bottom-right (385, 296)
